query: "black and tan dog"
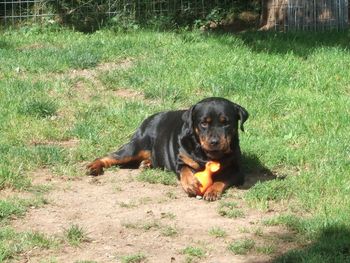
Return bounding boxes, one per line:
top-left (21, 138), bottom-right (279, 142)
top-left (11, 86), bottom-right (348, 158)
top-left (87, 97), bottom-right (248, 201)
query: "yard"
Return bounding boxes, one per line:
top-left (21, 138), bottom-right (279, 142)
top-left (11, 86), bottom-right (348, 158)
top-left (0, 26), bottom-right (350, 262)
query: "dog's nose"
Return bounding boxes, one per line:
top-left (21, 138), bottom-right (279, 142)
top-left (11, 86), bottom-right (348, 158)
top-left (210, 138), bottom-right (220, 146)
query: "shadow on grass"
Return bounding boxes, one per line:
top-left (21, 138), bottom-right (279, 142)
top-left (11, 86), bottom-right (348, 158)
top-left (209, 29), bottom-right (350, 58)
top-left (0, 40), bottom-right (11, 49)
top-left (272, 225), bottom-right (350, 262)
top-left (241, 153), bottom-right (276, 190)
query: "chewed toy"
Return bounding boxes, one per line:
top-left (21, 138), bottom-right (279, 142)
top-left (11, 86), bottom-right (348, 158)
top-left (194, 161), bottom-right (221, 196)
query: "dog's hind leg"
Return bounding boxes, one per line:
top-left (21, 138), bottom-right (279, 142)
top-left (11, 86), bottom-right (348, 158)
top-left (87, 134), bottom-right (152, 176)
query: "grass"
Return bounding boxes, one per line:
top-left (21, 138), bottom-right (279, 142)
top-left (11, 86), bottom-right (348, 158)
top-left (0, 227), bottom-right (59, 262)
top-left (181, 246), bottom-right (205, 262)
top-left (228, 239), bottom-right (255, 255)
top-left (256, 244), bottom-right (277, 255)
top-left (122, 220), bottom-right (161, 231)
top-left (137, 168), bottom-right (178, 186)
top-left (217, 201), bottom-right (245, 219)
top-left (0, 25), bottom-right (349, 261)
top-left (0, 196), bottom-right (47, 222)
top-left (64, 224), bottom-right (88, 247)
top-left (120, 253), bottom-right (146, 263)
top-left (208, 227), bottom-right (227, 238)
top-left (161, 226), bottom-right (178, 237)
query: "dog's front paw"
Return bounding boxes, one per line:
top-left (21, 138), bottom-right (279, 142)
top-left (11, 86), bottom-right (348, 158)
top-left (86, 159), bottom-right (105, 176)
top-left (203, 184), bottom-right (223, 202)
top-left (180, 172), bottom-right (201, 197)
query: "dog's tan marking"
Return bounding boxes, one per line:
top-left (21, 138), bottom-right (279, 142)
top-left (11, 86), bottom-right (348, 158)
top-left (179, 152), bottom-right (200, 170)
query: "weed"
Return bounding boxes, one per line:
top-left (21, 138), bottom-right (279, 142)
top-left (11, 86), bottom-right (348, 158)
top-left (228, 239), bottom-right (255, 255)
top-left (208, 227), bottom-right (227, 238)
top-left (238, 227), bottom-right (250, 234)
top-left (142, 221), bottom-right (161, 231)
top-left (160, 212), bottom-right (176, 220)
top-left (121, 222), bottom-right (139, 229)
top-left (40, 258), bottom-right (59, 263)
top-left (256, 244), bottom-right (276, 255)
top-left (182, 246), bottom-right (205, 260)
top-left (161, 226), bottom-right (178, 237)
top-left (64, 224), bottom-right (88, 246)
top-left (218, 201), bottom-right (244, 219)
top-left (253, 227), bottom-right (264, 237)
top-left (119, 201), bottom-right (137, 208)
top-left (165, 191), bottom-right (177, 199)
top-left (122, 220), bottom-right (161, 231)
top-left (120, 253), bottom-right (146, 263)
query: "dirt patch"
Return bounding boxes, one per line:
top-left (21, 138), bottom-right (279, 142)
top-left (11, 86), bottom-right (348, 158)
top-left (68, 58), bottom-right (133, 81)
top-left (11, 169), bottom-right (298, 263)
top-left (67, 58), bottom-right (147, 101)
top-left (114, 88), bottom-right (144, 99)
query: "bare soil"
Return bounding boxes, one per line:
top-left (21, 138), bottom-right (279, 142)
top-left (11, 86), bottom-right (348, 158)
top-left (11, 169), bottom-right (298, 263)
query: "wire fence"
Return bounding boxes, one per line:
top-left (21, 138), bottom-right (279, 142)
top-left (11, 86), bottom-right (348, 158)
top-left (266, 0), bottom-right (348, 31)
top-left (0, 0), bottom-right (56, 25)
top-left (0, 0), bottom-right (237, 29)
top-left (1, 0), bottom-right (348, 31)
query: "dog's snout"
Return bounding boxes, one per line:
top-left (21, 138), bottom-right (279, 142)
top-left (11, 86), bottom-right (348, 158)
top-left (210, 137), bottom-right (220, 146)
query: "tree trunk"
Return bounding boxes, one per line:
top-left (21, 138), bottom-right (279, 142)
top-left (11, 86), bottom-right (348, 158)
top-left (260, 0), bottom-right (287, 30)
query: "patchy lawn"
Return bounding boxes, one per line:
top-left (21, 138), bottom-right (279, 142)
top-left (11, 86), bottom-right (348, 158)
top-left (0, 26), bottom-right (349, 262)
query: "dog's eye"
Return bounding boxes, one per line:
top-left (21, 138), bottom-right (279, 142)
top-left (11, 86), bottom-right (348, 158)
top-left (200, 121), bottom-right (209, 128)
top-left (220, 117), bottom-right (229, 125)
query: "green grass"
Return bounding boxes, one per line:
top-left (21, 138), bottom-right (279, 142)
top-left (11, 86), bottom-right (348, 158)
top-left (181, 246), bottom-right (205, 262)
top-left (217, 201), bottom-right (245, 219)
top-left (18, 98), bottom-right (58, 119)
top-left (0, 227), bottom-right (59, 262)
top-left (273, 225), bottom-right (350, 263)
top-left (120, 253), bottom-right (146, 263)
top-left (0, 196), bottom-right (47, 222)
top-left (161, 226), bottom-right (179, 237)
top-left (137, 168), bottom-right (178, 186)
top-left (122, 220), bottom-right (161, 232)
top-left (228, 239), bottom-right (255, 255)
top-left (256, 244), bottom-right (277, 255)
top-left (0, 25), bottom-right (350, 261)
top-left (64, 224), bottom-right (88, 247)
top-left (208, 227), bottom-right (227, 238)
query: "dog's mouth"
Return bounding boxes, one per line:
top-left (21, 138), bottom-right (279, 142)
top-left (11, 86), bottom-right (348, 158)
top-left (204, 149), bottom-right (226, 160)
top-left (198, 135), bottom-right (232, 160)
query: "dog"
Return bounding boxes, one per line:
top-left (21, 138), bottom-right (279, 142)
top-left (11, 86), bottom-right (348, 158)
top-left (87, 97), bottom-right (249, 201)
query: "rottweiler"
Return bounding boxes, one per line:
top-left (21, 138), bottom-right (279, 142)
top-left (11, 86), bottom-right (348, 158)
top-left (87, 97), bottom-right (249, 201)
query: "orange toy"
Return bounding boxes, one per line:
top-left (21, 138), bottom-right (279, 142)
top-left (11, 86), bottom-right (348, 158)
top-left (194, 161), bottom-right (221, 195)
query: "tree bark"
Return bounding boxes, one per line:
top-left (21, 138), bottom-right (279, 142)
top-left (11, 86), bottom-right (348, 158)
top-left (260, 0), bottom-right (287, 30)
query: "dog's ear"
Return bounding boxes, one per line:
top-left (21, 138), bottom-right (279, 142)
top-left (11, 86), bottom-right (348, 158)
top-left (235, 104), bottom-right (249, 132)
top-left (181, 105), bottom-right (195, 136)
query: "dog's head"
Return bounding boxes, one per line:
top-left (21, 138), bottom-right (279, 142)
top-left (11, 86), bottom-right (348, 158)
top-left (182, 97), bottom-right (248, 160)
